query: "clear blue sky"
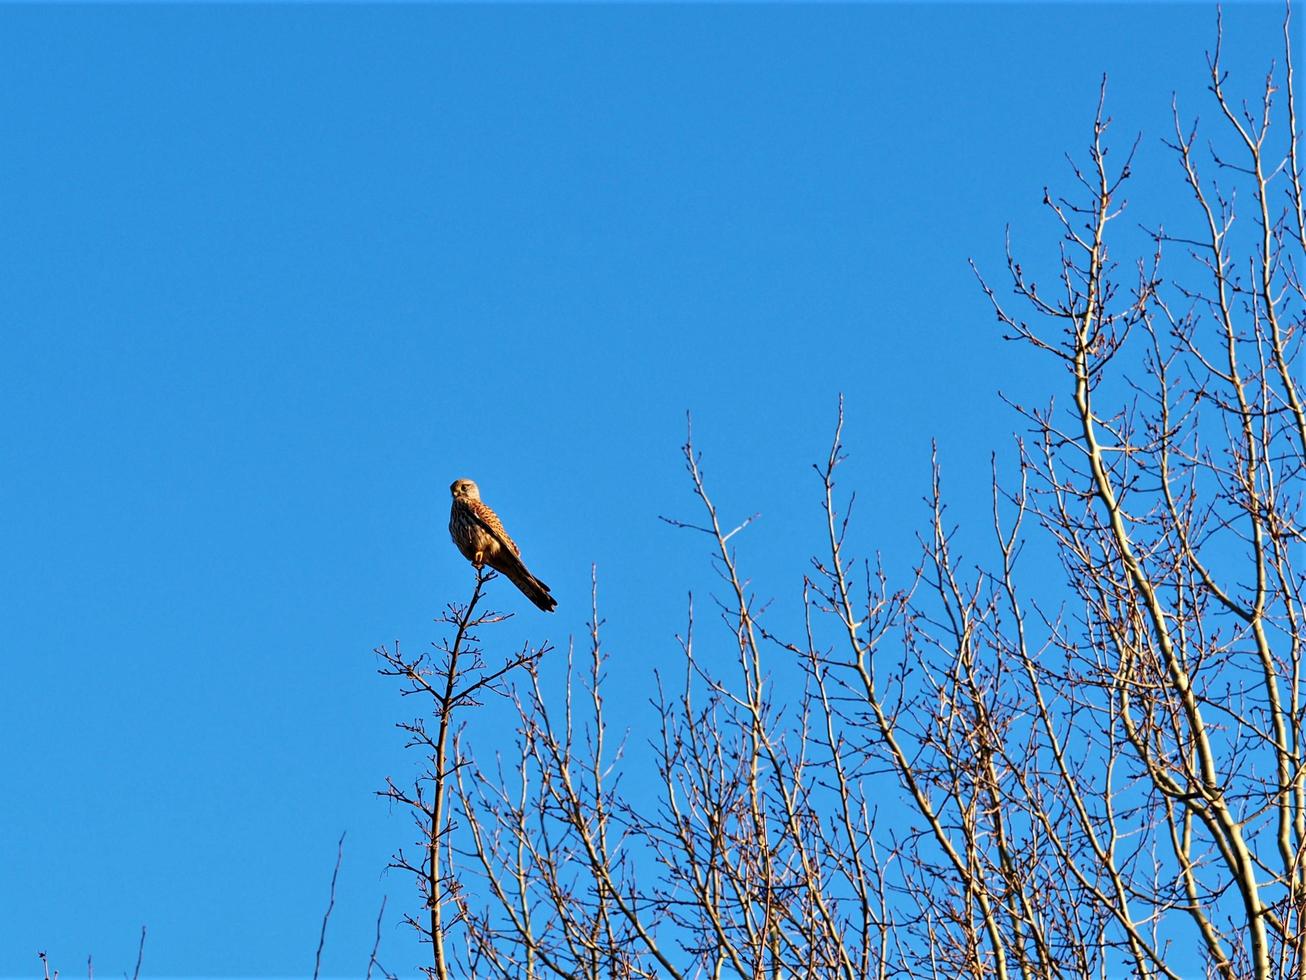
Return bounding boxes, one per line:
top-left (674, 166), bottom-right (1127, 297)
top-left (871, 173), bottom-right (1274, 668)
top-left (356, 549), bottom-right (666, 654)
top-left (0, 3), bottom-right (1285, 976)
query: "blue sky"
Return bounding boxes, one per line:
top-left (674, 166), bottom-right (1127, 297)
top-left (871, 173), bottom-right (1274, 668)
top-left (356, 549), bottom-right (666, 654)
top-left (0, 3), bottom-right (1287, 976)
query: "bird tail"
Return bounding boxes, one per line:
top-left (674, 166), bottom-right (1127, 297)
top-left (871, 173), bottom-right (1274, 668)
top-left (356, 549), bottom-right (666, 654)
top-left (502, 561), bottom-right (558, 612)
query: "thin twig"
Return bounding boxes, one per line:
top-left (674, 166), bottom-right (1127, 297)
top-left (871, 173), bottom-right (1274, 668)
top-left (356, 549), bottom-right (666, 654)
top-left (312, 831), bottom-right (346, 980)
top-left (130, 927), bottom-right (146, 980)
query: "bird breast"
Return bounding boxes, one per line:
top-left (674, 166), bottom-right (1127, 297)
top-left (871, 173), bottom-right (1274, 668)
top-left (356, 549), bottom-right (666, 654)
top-left (450, 502), bottom-right (500, 561)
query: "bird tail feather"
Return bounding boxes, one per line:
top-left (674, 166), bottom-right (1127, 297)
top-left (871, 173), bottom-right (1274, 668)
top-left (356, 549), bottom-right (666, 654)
top-left (497, 554), bottom-right (557, 612)
top-left (508, 566), bottom-right (557, 612)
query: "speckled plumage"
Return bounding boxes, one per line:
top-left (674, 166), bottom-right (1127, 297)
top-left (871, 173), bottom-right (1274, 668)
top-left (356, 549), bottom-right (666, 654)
top-left (449, 478), bottom-right (557, 612)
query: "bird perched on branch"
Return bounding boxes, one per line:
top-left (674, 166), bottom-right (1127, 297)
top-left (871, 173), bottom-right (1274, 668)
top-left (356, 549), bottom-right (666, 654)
top-left (448, 478), bottom-right (557, 612)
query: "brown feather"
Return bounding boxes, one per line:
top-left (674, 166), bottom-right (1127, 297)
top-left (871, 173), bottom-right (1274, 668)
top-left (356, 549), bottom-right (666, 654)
top-left (448, 483), bottom-right (556, 612)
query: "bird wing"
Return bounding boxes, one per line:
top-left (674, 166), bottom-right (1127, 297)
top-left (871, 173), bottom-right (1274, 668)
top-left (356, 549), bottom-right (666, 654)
top-left (464, 497), bottom-right (522, 556)
top-left (464, 498), bottom-right (551, 592)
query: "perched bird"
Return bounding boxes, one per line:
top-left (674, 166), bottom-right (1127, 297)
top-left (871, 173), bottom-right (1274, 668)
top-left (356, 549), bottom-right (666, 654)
top-left (448, 478), bottom-right (557, 612)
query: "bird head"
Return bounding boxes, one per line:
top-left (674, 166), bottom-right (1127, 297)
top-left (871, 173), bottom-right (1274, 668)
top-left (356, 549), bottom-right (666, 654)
top-left (450, 478), bottom-right (481, 500)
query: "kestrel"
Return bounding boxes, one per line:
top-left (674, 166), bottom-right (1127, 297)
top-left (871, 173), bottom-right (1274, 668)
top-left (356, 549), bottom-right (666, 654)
top-left (448, 478), bottom-right (557, 612)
